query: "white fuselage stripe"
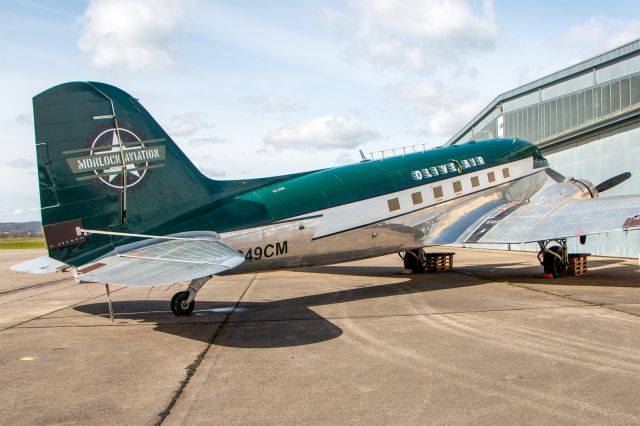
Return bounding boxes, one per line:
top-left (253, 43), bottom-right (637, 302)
top-left (304, 157), bottom-right (535, 239)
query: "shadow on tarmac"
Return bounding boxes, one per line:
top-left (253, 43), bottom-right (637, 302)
top-left (73, 260), bottom-right (639, 348)
top-left (454, 259), bottom-right (640, 287)
top-left (74, 265), bottom-right (484, 349)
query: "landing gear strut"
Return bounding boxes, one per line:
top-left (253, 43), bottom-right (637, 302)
top-left (170, 276), bottom-right (210, 316)
top-left (400, 248), bottom-right (426, 273)
top-left (538, 239), bottom-right (568, 278)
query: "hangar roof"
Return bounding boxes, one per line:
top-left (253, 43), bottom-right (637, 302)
top-left (447, 38), bottom-right (640, 146)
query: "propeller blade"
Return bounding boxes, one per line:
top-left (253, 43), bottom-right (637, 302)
top-left (595, 172), bottom-right (632, 193)
top-left (545, 168), bottom-right (566, 183)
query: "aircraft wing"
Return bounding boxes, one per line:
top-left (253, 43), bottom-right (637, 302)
top-left (457, 195), bottom-right (640, 244)
top-left (77, 234), bottom-right (244, 286)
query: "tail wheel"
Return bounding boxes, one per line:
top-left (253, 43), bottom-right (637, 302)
top-left (170, 291), bottom-right (195, 316)
top-left (543, 245), bottom-right (567, 278)
top-left (403, 249), bottom-right (426, 273)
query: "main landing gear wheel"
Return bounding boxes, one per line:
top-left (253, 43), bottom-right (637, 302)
top-left (543, 245), bottom-right (567, 278)
top-left (170, 291), bottom-right (195, 316)
top-left (402, 248), bottom-right (426, 273)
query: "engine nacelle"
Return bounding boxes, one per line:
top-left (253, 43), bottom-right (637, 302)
top-left (531, 179), bottom-right (595, 208)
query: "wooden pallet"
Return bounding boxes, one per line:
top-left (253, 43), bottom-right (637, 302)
top-left (424, 252), bottom-right (454, 272)
top-left (567, 253), bottom-right (590, 276)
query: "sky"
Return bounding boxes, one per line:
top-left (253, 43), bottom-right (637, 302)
top-left (1, 0), bottom-right (640, 222)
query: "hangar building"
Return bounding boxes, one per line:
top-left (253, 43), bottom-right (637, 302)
top-left (447, 39), bottom-right (640, 258)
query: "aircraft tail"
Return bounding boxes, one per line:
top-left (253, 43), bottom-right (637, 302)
top-left (34, 82), bottom-right (226, 266)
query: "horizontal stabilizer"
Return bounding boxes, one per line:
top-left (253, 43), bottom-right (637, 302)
top-left (11, 256), bottom-right (68, 274)
top-left (77, 232), bottom-right (244, 286)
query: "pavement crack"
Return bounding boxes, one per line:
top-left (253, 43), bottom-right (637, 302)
top-left (603, 305), bottom-right (640, 318)
top-left (0, 277), bottom-right (71, 297)
top-left (0, 283), bottom-right (78, 306)
top-left (156, 274), bottom-right (259, 425)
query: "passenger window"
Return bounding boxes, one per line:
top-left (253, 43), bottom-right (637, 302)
top-left (487, 171), bottom-right (496, 183)
top-left (453, 180), bottom-right (462, 193)
top-left (502, 168), bottom-right (510, 178)
top-left (471, 176), bottom-right (480, 188)
top-left (411, 192), bottom-right (423, 205)
top-left (387, 198), bottom-right (400, 212)
top-left (432, 186), bottom-right (444, 199)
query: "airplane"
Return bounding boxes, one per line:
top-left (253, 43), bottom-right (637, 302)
top-left (11, 81), bottom-right (640, 318)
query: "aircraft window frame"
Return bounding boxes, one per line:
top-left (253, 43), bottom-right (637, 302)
top-left (411, 191), bottom-right (423, 205)
top-left (470, 176), bottom-right (480, 188)
top-left (487, 171), bottom-right (496, 183)
top-left (452, 180), bottom-right (463, 193)
top-left (387, 198), bottom-right (400, 212)
top-left (432, 186), bottom-right (444, 199)
top-left (502, 168), bottom-right (510, 178)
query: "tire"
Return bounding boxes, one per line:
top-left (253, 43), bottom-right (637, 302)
top-left (403, 249), bottom-right (426, 273)
top-left (543, 245), bottom-right (566, 278)
top-left (170, 291), bottom-right (195, 316)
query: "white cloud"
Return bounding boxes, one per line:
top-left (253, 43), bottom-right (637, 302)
top-left (0, 207), bottom-right (40, 222)
top-left (320, 1), bottom-right (498, 141)
top-left (4, 158), bottom-right (35, 170)
top-left (341, 0), bottom-right (497, 73)
top-left (319, 7), bottom-right (346, 29)
top-left (167, 112), bottom-right (210, 138)
top-left (193, 156), bottom-right (227, 178)
top-left (241, 95), bottom-right (307, 113)
top-left (197, 165), bottom-right (227, 178)
top-left (189, 136), bottom-right (228, 146)
top-left (421, 106), bottom-right (479, 137)
top-left (335, 151), bottom-right (356, 165)
top-left (564, 17), bottom-right (640, 58)
top-left (512, 63), bottom-right (565, 86)
top-left (77, 0), bottom-right (192, 73)
top-left (264, 115), bottom-right (380, 150)
top-left (15, 113), bottom-right (32, 126)
top-left (387, 81), bottom-right (485, 137)
top-left (165, 113), bottom-right (233, 149)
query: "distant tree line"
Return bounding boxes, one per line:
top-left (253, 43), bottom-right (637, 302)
top-left (0, 222), bottom-right (44, 238)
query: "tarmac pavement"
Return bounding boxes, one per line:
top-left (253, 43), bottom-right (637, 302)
top-left (1, 247), bottom-right (640, 424)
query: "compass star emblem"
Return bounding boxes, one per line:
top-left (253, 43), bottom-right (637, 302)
top-left (90, 128), bottom-right (148, 189)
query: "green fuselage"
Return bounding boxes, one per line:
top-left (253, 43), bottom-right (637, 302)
top-left (176, 138), bottom-right (545, 234)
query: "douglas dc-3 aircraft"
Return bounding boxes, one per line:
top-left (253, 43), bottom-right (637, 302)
top-left (12, 82), bottom-right (640, 317)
